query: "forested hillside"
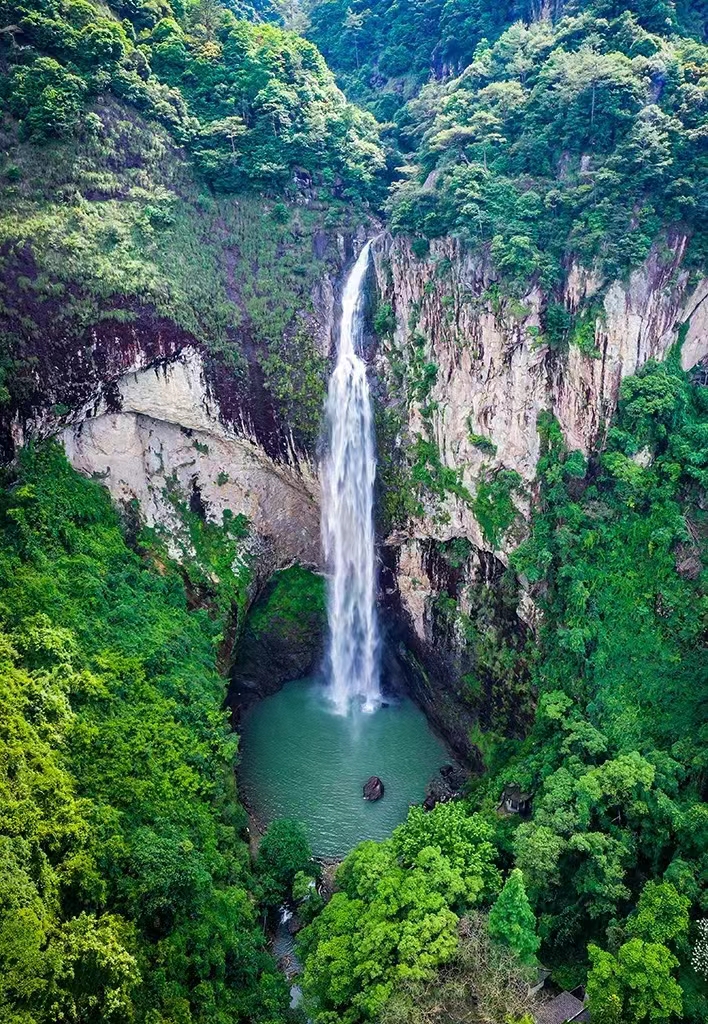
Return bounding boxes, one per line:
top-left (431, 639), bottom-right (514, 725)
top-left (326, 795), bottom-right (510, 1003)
top-left (0, 1), bottom-right (707, 1024)
top-left (0, 0), bottom-right (387, 456)
top-left (311, 0), bottom-right (708, 288)
top-left (0, 444), bottom-right (294, 1022)
top-left (1, 0), bottom-right (382, 192)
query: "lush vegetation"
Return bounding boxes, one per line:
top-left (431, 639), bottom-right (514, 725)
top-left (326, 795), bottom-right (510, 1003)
top-left (298, 801), bottom-right (505, 1022)
top-left (245, 564), bottom-right (326, 642)
top-left (256, 818), bottom-right (317, 909)
top-left (310, 0), bottom-right (708, 287)
top-left (0, 104), bottom-right (359, 448)
top-left (0, 0), bottom-right (383, 196)
top-left (0, 443), bottom-right (292, 1023)
top-left (483, 356), bottom-right (707, 1017)
top-left (1, 2), bottom-right (707, 1024)
top-left (297, 354), bottom-right (708, 1024)
top-left (307, 0), bottom-right (544, 119)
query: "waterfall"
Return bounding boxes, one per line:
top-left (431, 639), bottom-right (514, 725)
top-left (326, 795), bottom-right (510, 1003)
top-left (322, 241), bottom-right (380, 714)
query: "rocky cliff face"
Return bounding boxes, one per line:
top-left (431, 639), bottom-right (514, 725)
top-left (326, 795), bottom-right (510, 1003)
top-left (373, 230), bottom-right (706, 514)
top-left (8, 222), bottom-right (705, 759)
top-left (370, 232), bottom-right (707, 753)
top-left (62, 347), bottom-right (322, 573)
top-left (5, 224), bottom-right (365, 586)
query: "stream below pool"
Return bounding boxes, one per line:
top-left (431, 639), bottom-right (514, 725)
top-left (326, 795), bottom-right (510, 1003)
top-left (238, 676), bottom-right (452, 857)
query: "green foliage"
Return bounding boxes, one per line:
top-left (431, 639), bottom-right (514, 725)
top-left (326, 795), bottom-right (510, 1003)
top-left (488, 869), bottom-right (540, 966)
top-left (307, 0), bottom-right (540, 119)
top-left (299, 802), bottom-right (500, 1023)
top-left (468, 432), bottom-right (497, 456)
top-left (473, 468), bottom-right (523, 548)
top-left (544, 302), bottom-right (576, 351)
top-left (468, 358), bottom-right (708, 1010)
top-left (361, 4), bottom-right (708, 286)
top-left (430, 562), bottom-right (533, 744)
top-left (380, 912), bottom-right (539, 1024)
top-left (438, 535), bottom-right (472, 569)
top-left (0, 443), bottom-right (288, 1023)
top-left (626, 881), bottom-right (690, 947)
top-left (0, 0), bottom-right (385, 198)
top-left (8, 57), bottom-right (88, 142)
top-left (293, 869), bottom-right (325, 924)
top-left (587, 939), bottom-right (683, 1023)
top-left (373, 301), bottom-right (396, 339)
top-left (373, 402), bottom-right (423, 532)
top-left (0, 99), bottom-right (356, 448)
top-left (256, 818), bottom-right (313, 907)
top-left (247, 564), bottom-right (326, 641)
top-left (261, 320), bottom-right (329, 449)
top-left (411, 435), bottom-right (472, 512)
top-left (410, 237), bottom-right (430, 259)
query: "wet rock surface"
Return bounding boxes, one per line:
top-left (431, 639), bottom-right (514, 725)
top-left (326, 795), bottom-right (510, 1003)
top-left (363, 776), bottom-right (384, 801)
top-left (423, 763), bottom-right (470, 810)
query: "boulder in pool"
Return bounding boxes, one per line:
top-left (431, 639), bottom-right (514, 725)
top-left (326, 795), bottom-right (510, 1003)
top-left (363, 776), bottom-right (384, 801)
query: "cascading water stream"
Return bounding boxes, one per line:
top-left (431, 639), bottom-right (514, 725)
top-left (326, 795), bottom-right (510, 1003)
top-left (322, 241), bottom-right (380, 714)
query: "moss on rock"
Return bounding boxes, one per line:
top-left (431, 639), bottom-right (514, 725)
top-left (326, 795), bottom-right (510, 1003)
top-left (230, 565), bottom-right (327, 705)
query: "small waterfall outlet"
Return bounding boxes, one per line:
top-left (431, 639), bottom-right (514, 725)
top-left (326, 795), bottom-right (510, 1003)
top-left (322, 241), bottom-right (380, 714)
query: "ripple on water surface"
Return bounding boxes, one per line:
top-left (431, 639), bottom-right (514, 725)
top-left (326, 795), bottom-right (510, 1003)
top-left (238, 677), bottom-right (452, 857)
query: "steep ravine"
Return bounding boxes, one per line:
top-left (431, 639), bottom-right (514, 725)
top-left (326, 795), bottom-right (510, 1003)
top-left (9, 229), bottom-right (708, 762)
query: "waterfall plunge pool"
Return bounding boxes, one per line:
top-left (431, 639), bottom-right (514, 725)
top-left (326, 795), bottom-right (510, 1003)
top-left (238, 677), bottom-right (452, 857)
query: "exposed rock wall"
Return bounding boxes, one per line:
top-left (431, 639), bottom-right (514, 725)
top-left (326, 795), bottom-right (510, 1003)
top-left (373, 231), bottom-right (706, 495)
top-left (62, 347), bottom-right (322, 571)
top-left (371, 232), bottom-right (707, 736)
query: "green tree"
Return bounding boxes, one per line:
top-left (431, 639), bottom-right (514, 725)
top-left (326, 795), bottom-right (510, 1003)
top-left (9, 57), bottom-right (87, 141)
top-left (46, 914), bottom-right (140, 1024)
top-left (488, 869), bottom-right (540, 966)
top-left (299, 805), bottom-right (500, 1023)
top-left (257, 818), bottom-right (313, 905)
top-left (380, 912), bottom-right (539, 1024)
top-left (626, 881), bottom-right (690, 947)
top-left (587, 939), bottom-right (683, 1024)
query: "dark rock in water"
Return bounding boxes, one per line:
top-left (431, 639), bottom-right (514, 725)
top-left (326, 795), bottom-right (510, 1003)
top-left (287, 913), bottom-right (303, 936)
top-left (363, 776), bottom-right (384, 801)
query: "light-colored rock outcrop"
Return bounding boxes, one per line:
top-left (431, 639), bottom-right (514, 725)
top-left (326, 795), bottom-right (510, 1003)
top-left (371, 232), bottom-right (707, 642)
top-left (62, 347), bottom-right (322, 569)
top-left (681, 279), bottom-right (708, 371)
